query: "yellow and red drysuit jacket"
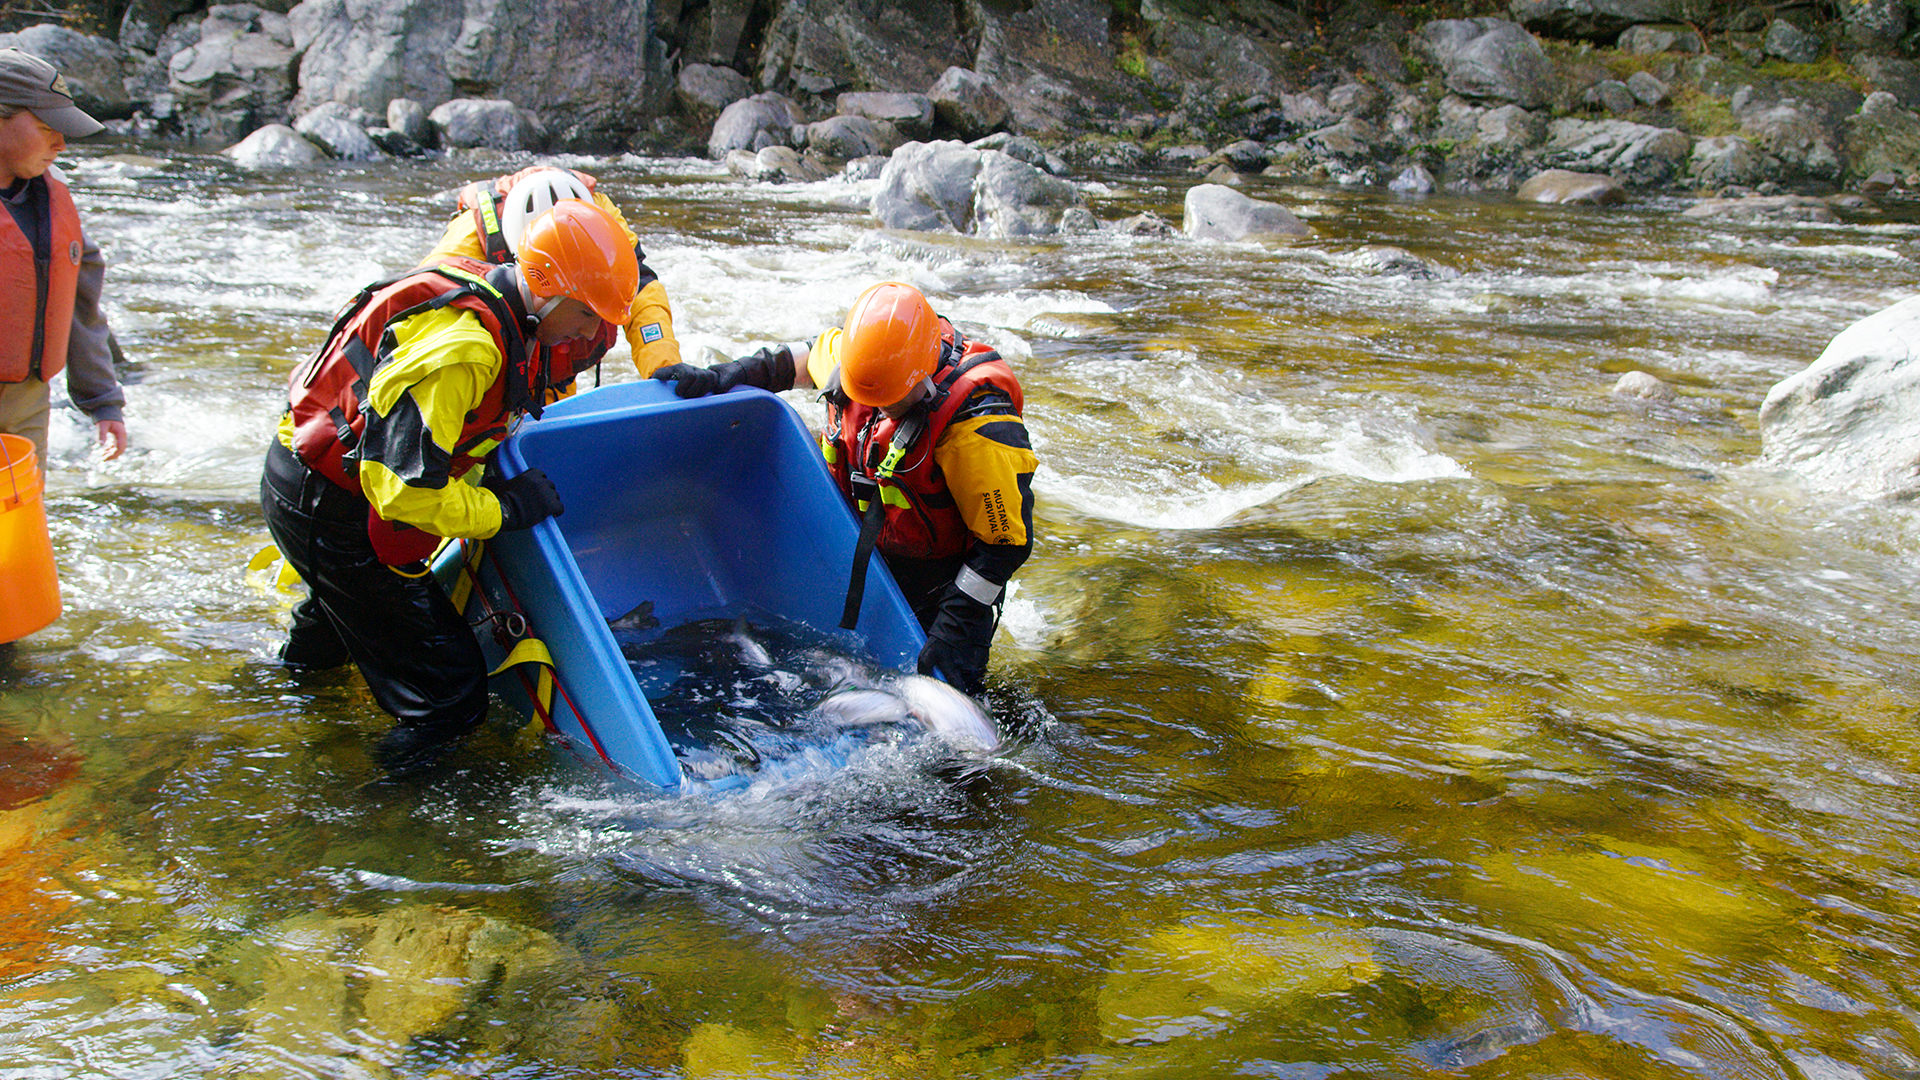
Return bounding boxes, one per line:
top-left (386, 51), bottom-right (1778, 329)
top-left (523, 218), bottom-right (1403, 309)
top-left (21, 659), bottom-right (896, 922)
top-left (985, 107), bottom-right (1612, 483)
top-left (422, 166), bottom-right (680, 378)
top-left (279, 257), bottom-right (544, 564)
top-left (812, 320), bottom-right (1037, 596)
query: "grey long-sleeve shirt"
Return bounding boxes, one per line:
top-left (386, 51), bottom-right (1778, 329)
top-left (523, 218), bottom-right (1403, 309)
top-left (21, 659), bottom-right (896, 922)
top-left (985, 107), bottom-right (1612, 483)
top-left (2, 165), bottom-right (124, 425)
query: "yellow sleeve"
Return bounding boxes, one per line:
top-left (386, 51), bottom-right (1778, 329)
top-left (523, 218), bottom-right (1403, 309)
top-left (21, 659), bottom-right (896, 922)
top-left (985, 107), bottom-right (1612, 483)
top-left (589, 193), bottom-right (682, 377)
top-left (625, 277), bottom-right (680, 376)
top-left (932, 414), bottom-right (1038, 548)
top-left (808, 327), bottom-right (843, 390)
top-left (355, 307), bottom-right (510, 539)
top-left (419, 208), bottom-right (485, 267)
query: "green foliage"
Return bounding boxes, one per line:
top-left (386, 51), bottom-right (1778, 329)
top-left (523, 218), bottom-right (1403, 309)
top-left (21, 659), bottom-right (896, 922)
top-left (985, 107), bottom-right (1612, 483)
top-left (1116, 30), bottom-right (1150, 81)
top-left (1753, 54), bottom-right (1872, 91)
top-left (1669, 86), bottom-right (1739, 136)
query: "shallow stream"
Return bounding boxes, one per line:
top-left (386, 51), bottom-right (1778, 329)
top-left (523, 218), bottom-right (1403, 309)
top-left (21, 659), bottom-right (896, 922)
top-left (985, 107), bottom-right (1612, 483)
top-left (2, 142), bottom-right (1918, 1079)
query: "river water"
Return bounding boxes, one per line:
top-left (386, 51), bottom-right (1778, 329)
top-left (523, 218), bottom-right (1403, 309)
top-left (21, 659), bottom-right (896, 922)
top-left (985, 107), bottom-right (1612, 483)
top-left (2, 140), bottom-right (1918, 1079)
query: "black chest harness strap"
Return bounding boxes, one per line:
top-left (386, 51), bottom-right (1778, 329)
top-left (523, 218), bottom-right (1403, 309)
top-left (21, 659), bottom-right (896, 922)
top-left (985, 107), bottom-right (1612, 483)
top-left (836, 347), bottom-right (1001, 631)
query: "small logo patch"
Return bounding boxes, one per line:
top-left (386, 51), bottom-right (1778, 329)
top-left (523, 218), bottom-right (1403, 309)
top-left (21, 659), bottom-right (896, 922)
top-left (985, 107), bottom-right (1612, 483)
top-left (640, 322), bottom-right (663, 343)
top-left (67, 240), bottom-right (80, 265)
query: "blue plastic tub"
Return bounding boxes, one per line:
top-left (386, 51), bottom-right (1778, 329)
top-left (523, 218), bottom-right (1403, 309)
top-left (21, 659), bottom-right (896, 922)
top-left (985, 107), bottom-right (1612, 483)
top-left (438, 380), bottom-right (926, 788)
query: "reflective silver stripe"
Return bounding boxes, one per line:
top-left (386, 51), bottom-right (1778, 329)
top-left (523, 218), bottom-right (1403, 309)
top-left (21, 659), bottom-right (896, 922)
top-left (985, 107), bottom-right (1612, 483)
top-left (955, 564), bottom-right (1000, 605)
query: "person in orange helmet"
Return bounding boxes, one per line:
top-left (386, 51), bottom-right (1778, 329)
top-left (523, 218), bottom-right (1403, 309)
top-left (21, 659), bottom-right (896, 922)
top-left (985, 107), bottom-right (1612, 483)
top-left (262, 200), bottom-right (639, 773)
top-left (421, 165), bottom-right (680, 382)
top-left (651, 281), bottom-right (1037, 696)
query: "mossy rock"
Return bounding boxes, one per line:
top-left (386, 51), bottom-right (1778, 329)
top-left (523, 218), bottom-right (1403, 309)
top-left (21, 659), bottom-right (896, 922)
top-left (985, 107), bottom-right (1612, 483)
top-left (1459, 837), bottom-right (1792, 977)
top-left (1097, 911), bottom-right (1382, 1045)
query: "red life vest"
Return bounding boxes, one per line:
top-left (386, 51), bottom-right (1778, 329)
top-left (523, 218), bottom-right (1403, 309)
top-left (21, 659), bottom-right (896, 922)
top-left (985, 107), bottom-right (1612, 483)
top-left (286, 257), bottom-right (535, 498)
top-left (0, 170), bottom-right (84, 383)
top-left (455, 167), bottom-right (615, 380)
top-left (822, 327), bottom-right (1022, 562)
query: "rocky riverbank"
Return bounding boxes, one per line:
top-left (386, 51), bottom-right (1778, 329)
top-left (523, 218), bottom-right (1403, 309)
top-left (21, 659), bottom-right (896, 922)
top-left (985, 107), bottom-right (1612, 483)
top-left (2, 0), bottom-right (1917, 213)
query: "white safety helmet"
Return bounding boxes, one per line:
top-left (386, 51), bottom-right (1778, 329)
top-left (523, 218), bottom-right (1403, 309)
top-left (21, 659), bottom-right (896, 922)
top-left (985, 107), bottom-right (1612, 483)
top-left (499, 168), bottom-right (596, 255)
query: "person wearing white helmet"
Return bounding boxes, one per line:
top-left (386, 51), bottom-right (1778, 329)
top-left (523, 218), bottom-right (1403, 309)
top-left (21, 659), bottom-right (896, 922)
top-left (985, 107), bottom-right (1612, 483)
top-left (0, 47), bottom-right (128, 465)
top-left (421, 165), bottom-right (680, 382)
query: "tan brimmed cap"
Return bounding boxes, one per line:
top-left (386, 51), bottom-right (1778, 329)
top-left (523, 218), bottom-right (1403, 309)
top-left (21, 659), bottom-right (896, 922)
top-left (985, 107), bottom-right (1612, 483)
top-left (0, 48), bottom-right (103, 138)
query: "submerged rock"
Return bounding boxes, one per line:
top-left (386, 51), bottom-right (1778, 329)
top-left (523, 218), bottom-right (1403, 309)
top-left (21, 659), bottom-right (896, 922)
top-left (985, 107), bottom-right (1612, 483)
top-left (1612, 370), bottom-right (1675, 401)
top-left (217, 903), bottom-right (574, 1071)
top-left (1097, 912), bottom-right (1382, 1045)
top-left (1680, 194), bottom-right (1838, 222)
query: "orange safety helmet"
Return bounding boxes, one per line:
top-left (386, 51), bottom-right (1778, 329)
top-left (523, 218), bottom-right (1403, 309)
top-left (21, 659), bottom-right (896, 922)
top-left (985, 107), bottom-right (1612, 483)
top-left (516, 200), bottom-right (638, 326)
top-left (838, 281), bottom-right (941, 407)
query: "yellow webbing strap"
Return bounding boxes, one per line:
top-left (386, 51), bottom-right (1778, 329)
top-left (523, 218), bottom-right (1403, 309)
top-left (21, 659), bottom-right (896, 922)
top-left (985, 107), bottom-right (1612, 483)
top-left (488, 636), bottom-right (557, 728)
top-left (447, 538), bottom-right (486, 612)
top-left (247, 544), bottom-right (303, 591)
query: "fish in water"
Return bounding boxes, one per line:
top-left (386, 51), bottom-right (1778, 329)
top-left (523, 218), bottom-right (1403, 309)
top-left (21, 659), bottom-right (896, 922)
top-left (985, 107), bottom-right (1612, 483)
top-left (893, 675), bottom-right (999, 752)
top-left (609, 599), bottom-right (660, 632)
top-left (614, 612), bottom-right (1001, 774)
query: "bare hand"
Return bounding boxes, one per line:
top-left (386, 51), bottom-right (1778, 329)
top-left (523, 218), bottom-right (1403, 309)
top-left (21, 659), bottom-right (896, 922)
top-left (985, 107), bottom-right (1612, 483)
top-left (96, 419), bottom-right (128, 461)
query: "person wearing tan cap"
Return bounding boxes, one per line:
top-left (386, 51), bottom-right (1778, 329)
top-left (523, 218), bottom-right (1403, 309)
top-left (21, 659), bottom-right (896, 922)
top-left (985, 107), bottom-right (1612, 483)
top-left (0, 47), bottom-right (127, 464)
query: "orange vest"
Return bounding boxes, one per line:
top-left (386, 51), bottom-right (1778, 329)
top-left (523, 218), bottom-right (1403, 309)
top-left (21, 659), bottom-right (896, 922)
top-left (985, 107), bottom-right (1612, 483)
top-left (286, 257), bottom-right (534, 496)
top-left (823, 328), bottom-right (1021, 561)
top-left (0, 172), bottom-right (84, 383)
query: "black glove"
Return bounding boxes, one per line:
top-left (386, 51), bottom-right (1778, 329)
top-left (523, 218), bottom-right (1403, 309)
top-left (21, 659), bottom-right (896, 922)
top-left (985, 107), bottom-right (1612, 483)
top-left (916, 587), bottom-right (995, 695)
top-left (486, 468), bottom-right (565, 531)
top-left (650, 346), bottom-right (795, 399)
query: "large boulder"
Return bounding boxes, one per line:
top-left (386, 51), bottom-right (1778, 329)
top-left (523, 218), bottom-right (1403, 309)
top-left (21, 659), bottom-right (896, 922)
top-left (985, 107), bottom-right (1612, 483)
top-left (756, 0), bottom-right (968, 101)
top-left (1734, 82), bottom-right (1861, 184)
top-left (1839, 0), bottom-right (1909, 50)
top-left (291, 0), bottom-right (461, 117)
top-left (871, 140), bottom-right (981, 232)
top-left (1540, 117), bottom-right (1692, 187)
top-left (836, 91), bottom-right (932, 139)
top-left (294, 102), bottom-right (383, 160)
top-left (676, 62), bottom-right (750, 130)
top-left (1413, 18), bottom-right (1556, 109)
top-left (1509, 0), bottom-right (1678, 41)
top-left (428, 97), bottom-right (546, 151)
top-left (439, 0), bottom-right (669, 146)
top-left (221, 122), bottom-right (324, 167)
top-left (118, 0), bottom-right (202, 52)
top-left (1845, 92), bottom-right (1920, 184)
top-left (803, 114), bottom-right (901, 161)
top-left (1516, 167), bottom-right (1626, 203)
top-left (1182, 184), bottom-right (1312, 241)
top-left (0, 26), bottom-right (130, 120)
top-left (1854, 55), bottom-right (1920, 111)
top-left (927, 66), bottom-right (1008, 140)
top-left (870, 140), bottom-right (1086, 238)
top-left (167, 3), bottom-right (296, 142)
top-left (1688, 134), bottom-right (1779, 188)
top-left (1139, 0), bottom-right (1300, 100)
top-left (292, 0), bottom-right (668, 147)
top-left (707, 91), bottom-right (804, 157)
top-left (971, 0), bottom-right (1145, 137)
top-left (387, 96), bottom-right (431, 144)
top-left (1759, 295), bottom-right (1920, 500)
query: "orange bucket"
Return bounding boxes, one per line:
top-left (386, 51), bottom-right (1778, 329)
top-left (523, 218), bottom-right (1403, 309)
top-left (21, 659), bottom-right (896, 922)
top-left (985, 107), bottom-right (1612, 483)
top-left (0, 433), bottom-right (60, 643)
